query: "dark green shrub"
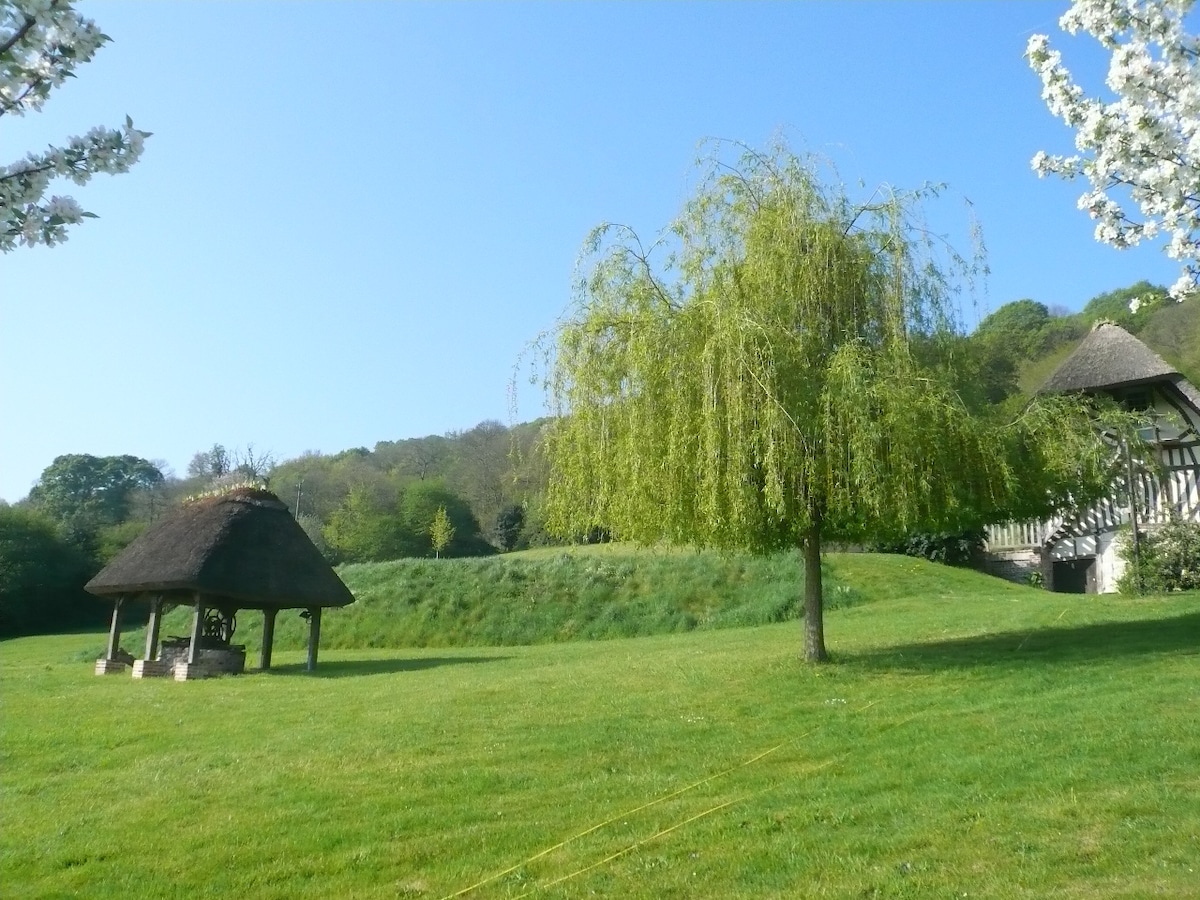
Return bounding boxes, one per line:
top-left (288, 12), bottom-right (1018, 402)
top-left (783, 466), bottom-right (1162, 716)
top-left (872, 529), bottom-right (986, 566)
top-left (0, 506), bottom-right (103, 636)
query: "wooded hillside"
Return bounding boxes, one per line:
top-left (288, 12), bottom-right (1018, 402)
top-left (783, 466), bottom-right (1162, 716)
top-left (975, 282), bottom-right (1200, 398)
top-left (3, 283), bottom-right (1196, 637)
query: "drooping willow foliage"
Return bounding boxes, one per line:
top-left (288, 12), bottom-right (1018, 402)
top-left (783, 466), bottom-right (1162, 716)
top-left (536, 142), bottom-right (1115, 658)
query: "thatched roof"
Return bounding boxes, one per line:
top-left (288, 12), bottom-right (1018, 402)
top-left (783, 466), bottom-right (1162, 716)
top-left (86, 488), bottom-right (354, 609)
top-left (1038, 322), bottom-right (1181, 394)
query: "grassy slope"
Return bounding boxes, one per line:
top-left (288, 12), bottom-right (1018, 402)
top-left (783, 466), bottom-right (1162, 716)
top-left (1138, 297), bottom-right (1200, 383)
top-left (3, 556), bottom-right (1198, 899)
top-left (123, 549), bottom-right (1026, 657)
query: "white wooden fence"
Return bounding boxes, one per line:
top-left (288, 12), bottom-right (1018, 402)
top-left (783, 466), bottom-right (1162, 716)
top-left (985, 465), bottom-right (1200, 552)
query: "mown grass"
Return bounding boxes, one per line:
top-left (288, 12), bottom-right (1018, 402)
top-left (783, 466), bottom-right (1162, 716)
top-left (121, 549), bottom-right (975, 656)
top-left (3, 557), bottom-right (1198, 899)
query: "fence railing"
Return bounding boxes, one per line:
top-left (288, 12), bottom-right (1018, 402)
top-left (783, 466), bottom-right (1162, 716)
top-left (984, 465), bottom-right (1200, 551)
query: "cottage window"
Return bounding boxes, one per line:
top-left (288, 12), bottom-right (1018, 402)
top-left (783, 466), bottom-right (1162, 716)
top-left (1117, 389), bottom-right (1152, 411)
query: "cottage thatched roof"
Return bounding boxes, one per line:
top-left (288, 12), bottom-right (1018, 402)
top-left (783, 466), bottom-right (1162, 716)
top-left (1038, 322), bottom-right (1181, 394)
top-left (86, 488), bottom-right (354, 609)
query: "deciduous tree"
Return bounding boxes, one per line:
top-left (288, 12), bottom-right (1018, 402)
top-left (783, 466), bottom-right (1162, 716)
top-left (446, 420), bottom-right (511, 531)
top-left (1081, 280), bottom-right (1169, 330)
top-left (537, 142), bottom-right (1112, 662)
top-left (29, 453), bottom-right (163, 532)
top-left (974, 299), bottom-right (1055, 358)
top-left (323, 485), bottom-right (406, 564)
top-left (187, 444), bottom-right (231, 480)
top-left (400, 480), bottom-right (488, 558)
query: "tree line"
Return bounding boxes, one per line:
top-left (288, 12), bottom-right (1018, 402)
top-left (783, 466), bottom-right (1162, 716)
top-left (3, 286), bottom-right (1196, 639)
top-left (0, 420), bottom-right (553, 637)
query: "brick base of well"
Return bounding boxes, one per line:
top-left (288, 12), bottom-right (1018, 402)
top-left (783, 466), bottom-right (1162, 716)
top-left (131, 659), bottom-right (174, 679)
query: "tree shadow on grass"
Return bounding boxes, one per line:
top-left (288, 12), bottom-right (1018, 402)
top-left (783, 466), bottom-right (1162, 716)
top-left (848, 610), bottom-right (1200, 672)
top-left (266, 656), bottom-right (511, 678)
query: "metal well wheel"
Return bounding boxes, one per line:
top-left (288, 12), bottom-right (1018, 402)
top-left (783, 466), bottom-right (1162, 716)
top-left (202, 608), bottom-right (237, 644)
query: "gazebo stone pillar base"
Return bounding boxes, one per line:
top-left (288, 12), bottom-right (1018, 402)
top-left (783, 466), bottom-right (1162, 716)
top-left (174, 662), bottom-right (212, 681)
top-left (95, 658), bottom-right (129, 675)
top-left (132, 659), bottom-right (173, 678)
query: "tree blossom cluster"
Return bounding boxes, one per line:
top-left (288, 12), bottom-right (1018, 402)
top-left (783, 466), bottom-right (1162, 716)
top-left (1028, 0), bottom-right (1200, 303)
top-left (1, 0), bottom-right (147, 251)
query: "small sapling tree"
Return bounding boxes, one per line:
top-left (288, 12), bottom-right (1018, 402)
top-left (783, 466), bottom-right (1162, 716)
top-left (430, 505), bottom-right (455, 559)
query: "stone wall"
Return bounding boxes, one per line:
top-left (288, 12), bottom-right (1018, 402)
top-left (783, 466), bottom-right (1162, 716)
top-left (158, 640), bottom-right (247, 676)
top-left (978, 548), bottom-right (1041, 586)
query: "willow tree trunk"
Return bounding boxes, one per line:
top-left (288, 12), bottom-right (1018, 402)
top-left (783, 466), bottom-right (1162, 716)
top-left (802, 521), bottom-right (828, 662)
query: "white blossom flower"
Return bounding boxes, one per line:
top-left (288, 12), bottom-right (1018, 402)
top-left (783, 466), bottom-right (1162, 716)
top-left (1, 1), bottom-right (148, 251)
top-left (1029, 0), bottom-right (1200, 303)
top-left (45, 195), bottom-right (82, 221)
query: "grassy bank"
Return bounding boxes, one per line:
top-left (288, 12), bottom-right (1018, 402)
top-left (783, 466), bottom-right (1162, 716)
top-left (121, 549), bottom-right (1030, 655)
top-left (3, 581), bottom-right (1198, 898)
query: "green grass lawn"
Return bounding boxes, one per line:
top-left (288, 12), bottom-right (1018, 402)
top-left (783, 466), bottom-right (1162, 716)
top-left (3, 555), bottom-right (1199, 898)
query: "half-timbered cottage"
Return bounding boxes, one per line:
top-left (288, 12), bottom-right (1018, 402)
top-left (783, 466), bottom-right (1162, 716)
top-left (984, 322), bottom-right (1200, 593)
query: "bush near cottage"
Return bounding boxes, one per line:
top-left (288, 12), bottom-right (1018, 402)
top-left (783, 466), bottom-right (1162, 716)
top-left (870, 528), bottom-right (987, 567)
top-left (1119, 518), bottom-right (1200, 593)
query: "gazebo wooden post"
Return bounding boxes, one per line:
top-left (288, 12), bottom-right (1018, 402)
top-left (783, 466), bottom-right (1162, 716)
top-left (171, 593), bottom-right (211, 680)
top-left (95, 595), bottom-right (127, 675)
top-left (187, 595), bottom-right (204, 664)
top-left (131, 594), bottom-right (173, 679)
top-left (261, 608), bottom-right (277, 671)
top-left (306, 606), bottom-right (322, 672)
top-left (106, 595), bottom-right (124, 659)
top-left (144, 595), bottom-right (163, 660)
top-left (172, 595), bottom-right (210, 681)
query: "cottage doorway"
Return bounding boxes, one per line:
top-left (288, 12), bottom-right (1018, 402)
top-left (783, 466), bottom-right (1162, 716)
top-left (1053, 558), bottom-right (1096, 594)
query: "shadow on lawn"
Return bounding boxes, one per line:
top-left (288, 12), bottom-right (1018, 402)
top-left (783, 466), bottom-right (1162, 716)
top-left (269, 656), bottom-right (510, 678)
top-left (850, 610), bottom-right (1200, 671)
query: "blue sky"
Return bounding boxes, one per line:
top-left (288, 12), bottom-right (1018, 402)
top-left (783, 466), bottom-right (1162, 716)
top-left (0, 1), bottom-right (1183, 503)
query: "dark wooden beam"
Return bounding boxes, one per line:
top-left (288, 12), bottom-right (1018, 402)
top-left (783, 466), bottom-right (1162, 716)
top-left (105, 595), bottom-right (124, 659)
top-left (306, 607), bottom-right (322, 672)
top-left (261, 608), bottom-right (277, 671)
top-left (187, 595), bottom-right (204, 665)
top-left (144, 595), bottom-right (163, 661)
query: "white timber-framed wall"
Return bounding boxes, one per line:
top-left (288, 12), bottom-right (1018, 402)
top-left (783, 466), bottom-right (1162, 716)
top-left (982, 324), bottom-right (1200, 594)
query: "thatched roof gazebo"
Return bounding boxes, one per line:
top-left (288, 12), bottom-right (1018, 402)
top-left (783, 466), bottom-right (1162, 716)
top-left (86, 487), bottom-right (354, 679)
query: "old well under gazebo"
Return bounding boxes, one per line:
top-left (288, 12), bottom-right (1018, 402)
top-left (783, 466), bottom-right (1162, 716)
top-left (86, 487), bottom-right (354, 679)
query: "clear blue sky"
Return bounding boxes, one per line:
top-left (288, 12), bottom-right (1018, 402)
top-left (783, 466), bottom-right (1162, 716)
top-left (0, 1), bottom-right (1182, 503)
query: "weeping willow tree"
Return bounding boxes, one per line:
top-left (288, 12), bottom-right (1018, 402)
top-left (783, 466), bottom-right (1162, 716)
top-left (538, 143), bottom-right (1115, 662)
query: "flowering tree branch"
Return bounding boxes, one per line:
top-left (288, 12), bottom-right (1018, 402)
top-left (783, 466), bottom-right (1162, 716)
top-left (1028, 0), bottom-right (1200, 306)
top-left (0, 0), bottom-right (148, 251)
